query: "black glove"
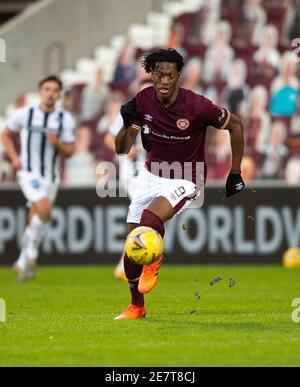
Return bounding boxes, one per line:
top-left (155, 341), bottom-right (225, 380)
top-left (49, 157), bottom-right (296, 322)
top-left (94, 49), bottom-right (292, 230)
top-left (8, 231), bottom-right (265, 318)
top-left (226, 171), bottom-right (245, 198)
top-left (120, 97), bottom-right (137, 127)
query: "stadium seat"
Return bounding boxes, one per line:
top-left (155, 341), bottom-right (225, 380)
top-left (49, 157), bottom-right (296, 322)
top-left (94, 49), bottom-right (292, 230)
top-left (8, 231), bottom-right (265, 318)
top-left (128, 24), bottom-right (156, 49)
top-left (76, 58), bottom-right (98, 75)
top-left (146, 12), bottom-right (172, 30)
top-left (110, 35), bottom-right (127, 52)
top-left (94, 46), bottom-right (119, 64)
top-left (61, 69), bottom-right (93, 87)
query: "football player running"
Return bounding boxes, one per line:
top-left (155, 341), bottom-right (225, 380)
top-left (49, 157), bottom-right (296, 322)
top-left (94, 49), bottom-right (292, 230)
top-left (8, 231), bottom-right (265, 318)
top-left (114, 49), bottom-right (245, 320)
top-left (2, 75), bottom-right (76, 282)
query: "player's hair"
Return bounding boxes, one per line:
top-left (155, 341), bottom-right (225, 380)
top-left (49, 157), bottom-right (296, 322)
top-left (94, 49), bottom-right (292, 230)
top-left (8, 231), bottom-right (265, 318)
top-left (140, 48), bottom-right (185, 74)
top-left (39, 75), bottom-right (63, 90)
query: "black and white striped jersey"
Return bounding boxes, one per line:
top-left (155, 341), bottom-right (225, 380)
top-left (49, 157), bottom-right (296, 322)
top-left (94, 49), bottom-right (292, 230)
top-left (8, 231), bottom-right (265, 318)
top-left (7, 105), bottom-right (76, 183)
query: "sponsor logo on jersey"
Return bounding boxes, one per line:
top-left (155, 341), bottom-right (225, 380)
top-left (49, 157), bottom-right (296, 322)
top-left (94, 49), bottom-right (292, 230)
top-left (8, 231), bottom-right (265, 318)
top-left (145, 114), bottom-right (154, 122)
top-left (176, 119), bottom-right (190, 130)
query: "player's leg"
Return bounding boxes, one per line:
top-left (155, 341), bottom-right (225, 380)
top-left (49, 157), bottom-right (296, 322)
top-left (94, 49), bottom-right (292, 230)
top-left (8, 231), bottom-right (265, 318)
top-left (115, 168), bottom-right (195, 319)
top-left (138, 177), bottom-right (198, 295)
top-left (14, 173), bottom-right (58, 282)
top-left (24, 181), bottom-right (58, 276)
top-left (14, 198), bottom-right (52, 281)
top-left (137, 197), bottom-right (174, 294)
top-left (115, 198), bottom-right (174, 320)
top-left (115, 222), bottom-right (147, 320)
top-left (25, 198), bottom-right (52, 258)
top-left (115, 167), bottom-right (157, 319)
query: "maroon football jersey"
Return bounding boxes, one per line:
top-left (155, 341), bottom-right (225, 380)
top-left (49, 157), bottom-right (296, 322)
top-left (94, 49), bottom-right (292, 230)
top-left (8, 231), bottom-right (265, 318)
top-left (132, 86), bottom-right (230, 183)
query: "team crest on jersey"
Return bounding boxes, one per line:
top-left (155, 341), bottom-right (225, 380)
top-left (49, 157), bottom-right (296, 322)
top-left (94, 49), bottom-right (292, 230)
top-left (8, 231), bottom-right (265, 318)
top-left (30, 179), bottom-right (41, 190)
top-left (176, 119), bottom-right (190, 130)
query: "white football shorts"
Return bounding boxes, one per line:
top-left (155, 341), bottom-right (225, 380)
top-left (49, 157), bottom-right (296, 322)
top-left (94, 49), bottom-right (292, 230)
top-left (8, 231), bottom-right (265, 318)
top-left (127, 166), bottom-right (198, 224)
top-left (17, 171), bottom-right (59, 206)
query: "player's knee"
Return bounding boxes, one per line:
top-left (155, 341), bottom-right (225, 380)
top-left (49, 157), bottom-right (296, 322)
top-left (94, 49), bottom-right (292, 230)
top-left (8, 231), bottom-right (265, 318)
top-left (36, 203), bottom-right (52, 222)
top-left (140, 209), bottom-right (165, 238)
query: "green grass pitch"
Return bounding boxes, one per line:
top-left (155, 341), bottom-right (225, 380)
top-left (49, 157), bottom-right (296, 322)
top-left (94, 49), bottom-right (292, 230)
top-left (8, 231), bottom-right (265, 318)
top-left (0, 265), bottom-right (300, 367)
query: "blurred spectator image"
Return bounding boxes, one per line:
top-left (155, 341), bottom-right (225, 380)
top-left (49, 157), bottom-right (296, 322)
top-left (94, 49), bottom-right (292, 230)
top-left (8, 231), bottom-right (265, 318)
top-left (167, 21), bottom-right (187, 58)
top-left (94, 91), bottom-right (125, 164)
top-left (253, 24), bottom-right (281, 80)
top-left (0, 122), bottom-right (13, 183)
top-left (203, 21), bottom-right (234, 83)
top-left (80, 68), bottom-right (109, 123)
top-left (207, 129), bottom-right (232, 181)
top-left (290, 98), bottom-right (300, 136)
top-left (285, 156), bottom-right (300, 184)
top-left (128, 62), bottom-right (150, 97)
top-left (97, 91), bottom-right (125, 136)
top-left (270, 52), bottom-right (300, 116)
top-left (63, 89), bottom-right (75, 112)
top-left (64, 126), bottom-right (96, 186)
top-left (283, 0), bottom-right (300, 42)
top-left (246, 85), bottom-right (271, 155)
top-left (223, 59), bottom-right (250, 116)
top-left (180, 57), bottom-right (203, 94)
top-left (236, 0), bottom-right (267, 46)
top-left (241, 155), bottom-right (256, 182)
top-left (187, 0), bottom-right (221, 46)
top-left (114, 39), bottom-right (137, 83)
top-left (260, 120), bottom-right (289, 179)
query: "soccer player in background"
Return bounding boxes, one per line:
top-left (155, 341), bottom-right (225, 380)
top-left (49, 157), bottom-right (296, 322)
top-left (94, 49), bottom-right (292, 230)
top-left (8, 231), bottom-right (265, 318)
top-left (1, 75), bottom-right (76, 282)
top-left (114, 49), bottom-right (245, 320)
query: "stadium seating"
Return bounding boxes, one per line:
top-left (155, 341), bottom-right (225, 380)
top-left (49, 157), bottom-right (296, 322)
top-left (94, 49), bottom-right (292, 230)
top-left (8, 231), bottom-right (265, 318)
top-left (1, 0), bottom-right (299, 185)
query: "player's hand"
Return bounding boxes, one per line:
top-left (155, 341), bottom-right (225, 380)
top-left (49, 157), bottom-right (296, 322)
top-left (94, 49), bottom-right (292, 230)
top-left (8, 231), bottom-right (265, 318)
top-left (226, 171), bottom-right (245, 198)
top-left (12, 157), bottom-right (22, 171)
top-left (121, 98), bottom-right (137, 127)
top-left (47, 131), bottom-right (59, 146)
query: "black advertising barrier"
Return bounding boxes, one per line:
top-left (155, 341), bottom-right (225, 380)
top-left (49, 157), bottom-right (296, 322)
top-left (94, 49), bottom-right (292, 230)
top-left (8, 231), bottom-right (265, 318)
top-left (0, 185), bottom-right (299, 265)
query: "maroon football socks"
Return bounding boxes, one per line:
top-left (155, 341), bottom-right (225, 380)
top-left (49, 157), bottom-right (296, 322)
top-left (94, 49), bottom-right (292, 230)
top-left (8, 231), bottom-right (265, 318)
top-left (124, 254), bottom-right (144, 307)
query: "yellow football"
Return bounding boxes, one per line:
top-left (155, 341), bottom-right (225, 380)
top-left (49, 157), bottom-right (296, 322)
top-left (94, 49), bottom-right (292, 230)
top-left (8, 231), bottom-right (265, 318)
top-left (283, 248), bottom-right (300, 269)
top-left (125, 226), bottom-right (164, 266)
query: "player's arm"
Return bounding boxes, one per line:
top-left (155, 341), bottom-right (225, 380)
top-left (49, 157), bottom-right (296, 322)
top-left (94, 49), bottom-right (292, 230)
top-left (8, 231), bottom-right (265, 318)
top-left (104, 132), bottom-right (116, 152)
top-left (1, 128), bottom-right (22, 170)
top-left (224, 113), bottom-right (245, 197)
top-left (115, 98), bottom-right (139, 155)
top-left (105, 130), bottom-right (139, 161)
top-left (47, 113), bottom-right (76, 158)
top-left (225, 113), bottom-right (245, 173)
top-left (47, 132), bottom-right (75, 158)
top-left (55, 141), bottom-right (75, 158)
